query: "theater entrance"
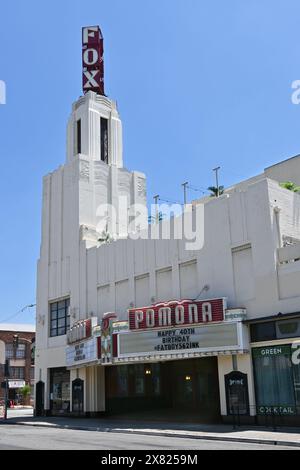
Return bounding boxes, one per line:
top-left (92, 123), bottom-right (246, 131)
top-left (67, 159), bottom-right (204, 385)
top-left (105, 357), bottom-right (220, 423)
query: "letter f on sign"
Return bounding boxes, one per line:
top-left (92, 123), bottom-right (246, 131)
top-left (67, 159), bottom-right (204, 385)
top-left (83, 26), bottom-right (99, 44)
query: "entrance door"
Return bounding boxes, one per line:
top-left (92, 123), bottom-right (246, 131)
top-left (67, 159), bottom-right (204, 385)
top-left (35, 381), bottom-right (45, 416)
top-left (72, 378), bottom-right (84, 414)
top-left (50, 368), bottom-right (70, 414)
top-left (171, 358), bottom-right (220, 421)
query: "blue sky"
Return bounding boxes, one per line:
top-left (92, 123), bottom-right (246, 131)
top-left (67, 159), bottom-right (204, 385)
top-left (1, 0), bottom-right (300, 324)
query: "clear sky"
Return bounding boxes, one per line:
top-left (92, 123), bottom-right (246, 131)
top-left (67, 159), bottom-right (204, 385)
top-left (1, 0), bottom-right (300, 324)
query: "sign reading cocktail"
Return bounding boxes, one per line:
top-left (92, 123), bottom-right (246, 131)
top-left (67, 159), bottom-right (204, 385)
top-left (128, 298), bottom-right (226, 330)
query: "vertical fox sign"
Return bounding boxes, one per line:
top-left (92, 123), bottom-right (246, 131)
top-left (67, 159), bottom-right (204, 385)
top-left (82, 26), bottom-right (105, 95)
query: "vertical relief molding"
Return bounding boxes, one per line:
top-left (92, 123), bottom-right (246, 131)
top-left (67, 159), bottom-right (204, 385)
top-left (66, 114), bottom-right (74, 162)
top-left (89, 108), bottom-right (99, 161)
top-left (110, 111), bottom-right (123, 168)
top-left (110, 114), bottom-right (117, 166)
top-left (57, 168), bottom-right (63, 298)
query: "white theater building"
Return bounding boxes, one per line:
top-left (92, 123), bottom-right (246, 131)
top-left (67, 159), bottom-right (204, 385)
top-left (35, 28), bottom-right (300, 424)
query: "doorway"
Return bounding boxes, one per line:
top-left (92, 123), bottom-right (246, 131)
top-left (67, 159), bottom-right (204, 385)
top-left (171, 357), bottom-right (220, 421)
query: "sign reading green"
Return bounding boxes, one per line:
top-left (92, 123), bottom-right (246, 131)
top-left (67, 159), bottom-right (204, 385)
top-left (252, 345), bottom-right (291, 358)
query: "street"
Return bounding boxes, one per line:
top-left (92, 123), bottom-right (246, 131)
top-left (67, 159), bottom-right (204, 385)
top-left (0, 424), bottom-right (295, 450)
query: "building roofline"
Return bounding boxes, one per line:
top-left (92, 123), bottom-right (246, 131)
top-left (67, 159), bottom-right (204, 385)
top-left (0, 323), bottom-right (35, 333)
top-left (264, 154), bottom-right (300, 171)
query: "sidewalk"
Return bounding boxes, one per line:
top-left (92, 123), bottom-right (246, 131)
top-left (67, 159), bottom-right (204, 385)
top-left (2, 414), bottom-right (300, 448)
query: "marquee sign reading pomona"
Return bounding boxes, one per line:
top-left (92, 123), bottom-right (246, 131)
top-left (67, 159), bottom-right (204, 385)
top-left (128, 298), bottom-right (226, 330)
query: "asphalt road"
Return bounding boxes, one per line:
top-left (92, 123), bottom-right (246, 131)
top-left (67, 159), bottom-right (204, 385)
top-left (0, 424), bottom-right (295, 450)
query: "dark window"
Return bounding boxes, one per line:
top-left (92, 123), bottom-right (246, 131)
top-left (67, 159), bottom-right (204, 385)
top-left (30, 367), bottom-right (35, 381)
top-left (76, 119), bottom-right (81, 154)
top-left (250, 321), bottom-right (276, 342)
top-left (276, 319), bottom-right (300, 339)
top-left (10, 367), bottom-right (25, 379)
top-left (50, 298), bottom-right (70, 337)
top-left (100, 117), bottom-right (108, 163)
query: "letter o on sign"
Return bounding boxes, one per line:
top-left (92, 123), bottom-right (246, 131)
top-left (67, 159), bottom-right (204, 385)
top-left (83, 48), bottom-right (99, 66)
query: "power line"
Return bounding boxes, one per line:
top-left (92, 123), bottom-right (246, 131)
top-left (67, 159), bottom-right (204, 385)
top-left (0, 304), bottom-right (36, 324)
top-left (187, 184), bottom-right (208, 194)
top-left (158, 197), bottom-right (182, 205)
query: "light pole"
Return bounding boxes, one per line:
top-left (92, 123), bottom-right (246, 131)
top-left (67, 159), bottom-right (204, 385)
top-left (3, 360), bottom-right (9, 420)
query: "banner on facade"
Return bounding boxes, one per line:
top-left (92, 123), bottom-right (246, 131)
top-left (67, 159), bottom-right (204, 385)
top-left (66, 337), bottom-right (99, 367)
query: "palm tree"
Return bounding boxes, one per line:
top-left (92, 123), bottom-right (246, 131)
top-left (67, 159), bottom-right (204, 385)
top-left (207, 185), bottom-right (224, 197)
top-left (279, 181), bottom-right (300, 193)
top-left (148, 212), bottom-right (165, 223)
top-left (19, 384), bottom-right (31, 405)
top-left (98, 230), bottom-right (113, 245)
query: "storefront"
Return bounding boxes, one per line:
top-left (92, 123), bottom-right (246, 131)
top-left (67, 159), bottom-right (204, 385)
top-left (250, 314), bottom-right (300, 424)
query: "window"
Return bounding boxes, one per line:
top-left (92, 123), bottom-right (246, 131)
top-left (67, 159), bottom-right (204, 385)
top-left (251, 318), bottom-right (300, 343)
top-left (100, 117), bottom-right (108, 163)
top-left (6, 343), bottom-right (26, 359)
top-left (250, 322), bottom-right (276, 342)
top-left (10, 367), bottom-right (25, 379)
top-left (16, 344), bottom-right (26, 359)
top-left (50, 298), bottom-right (70, 337)
top-left (30, 367), bottom-right (35, 381)
top-left (253, 345), bottom-right (296, 413)
top-left (76, 119), bottom-right (81, 154)
top-left (5, 344), bottom-right (14, 359)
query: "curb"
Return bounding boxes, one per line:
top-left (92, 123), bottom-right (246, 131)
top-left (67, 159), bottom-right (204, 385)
top-left (4, 420), bottom-right (300, 448)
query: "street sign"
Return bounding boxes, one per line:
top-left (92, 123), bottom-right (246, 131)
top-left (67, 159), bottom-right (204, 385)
top-left (8, 380), bottom-right (25, 389)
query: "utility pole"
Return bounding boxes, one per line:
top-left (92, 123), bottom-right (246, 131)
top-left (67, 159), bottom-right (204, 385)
top-left (3, 359), bottom-right (9, 420)
top-left (153, 195), bottom-right (160, 222)
top-left (181, 182), bottom-right (188, 206)
top-left (213, 166), bottom-right (221, 197)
